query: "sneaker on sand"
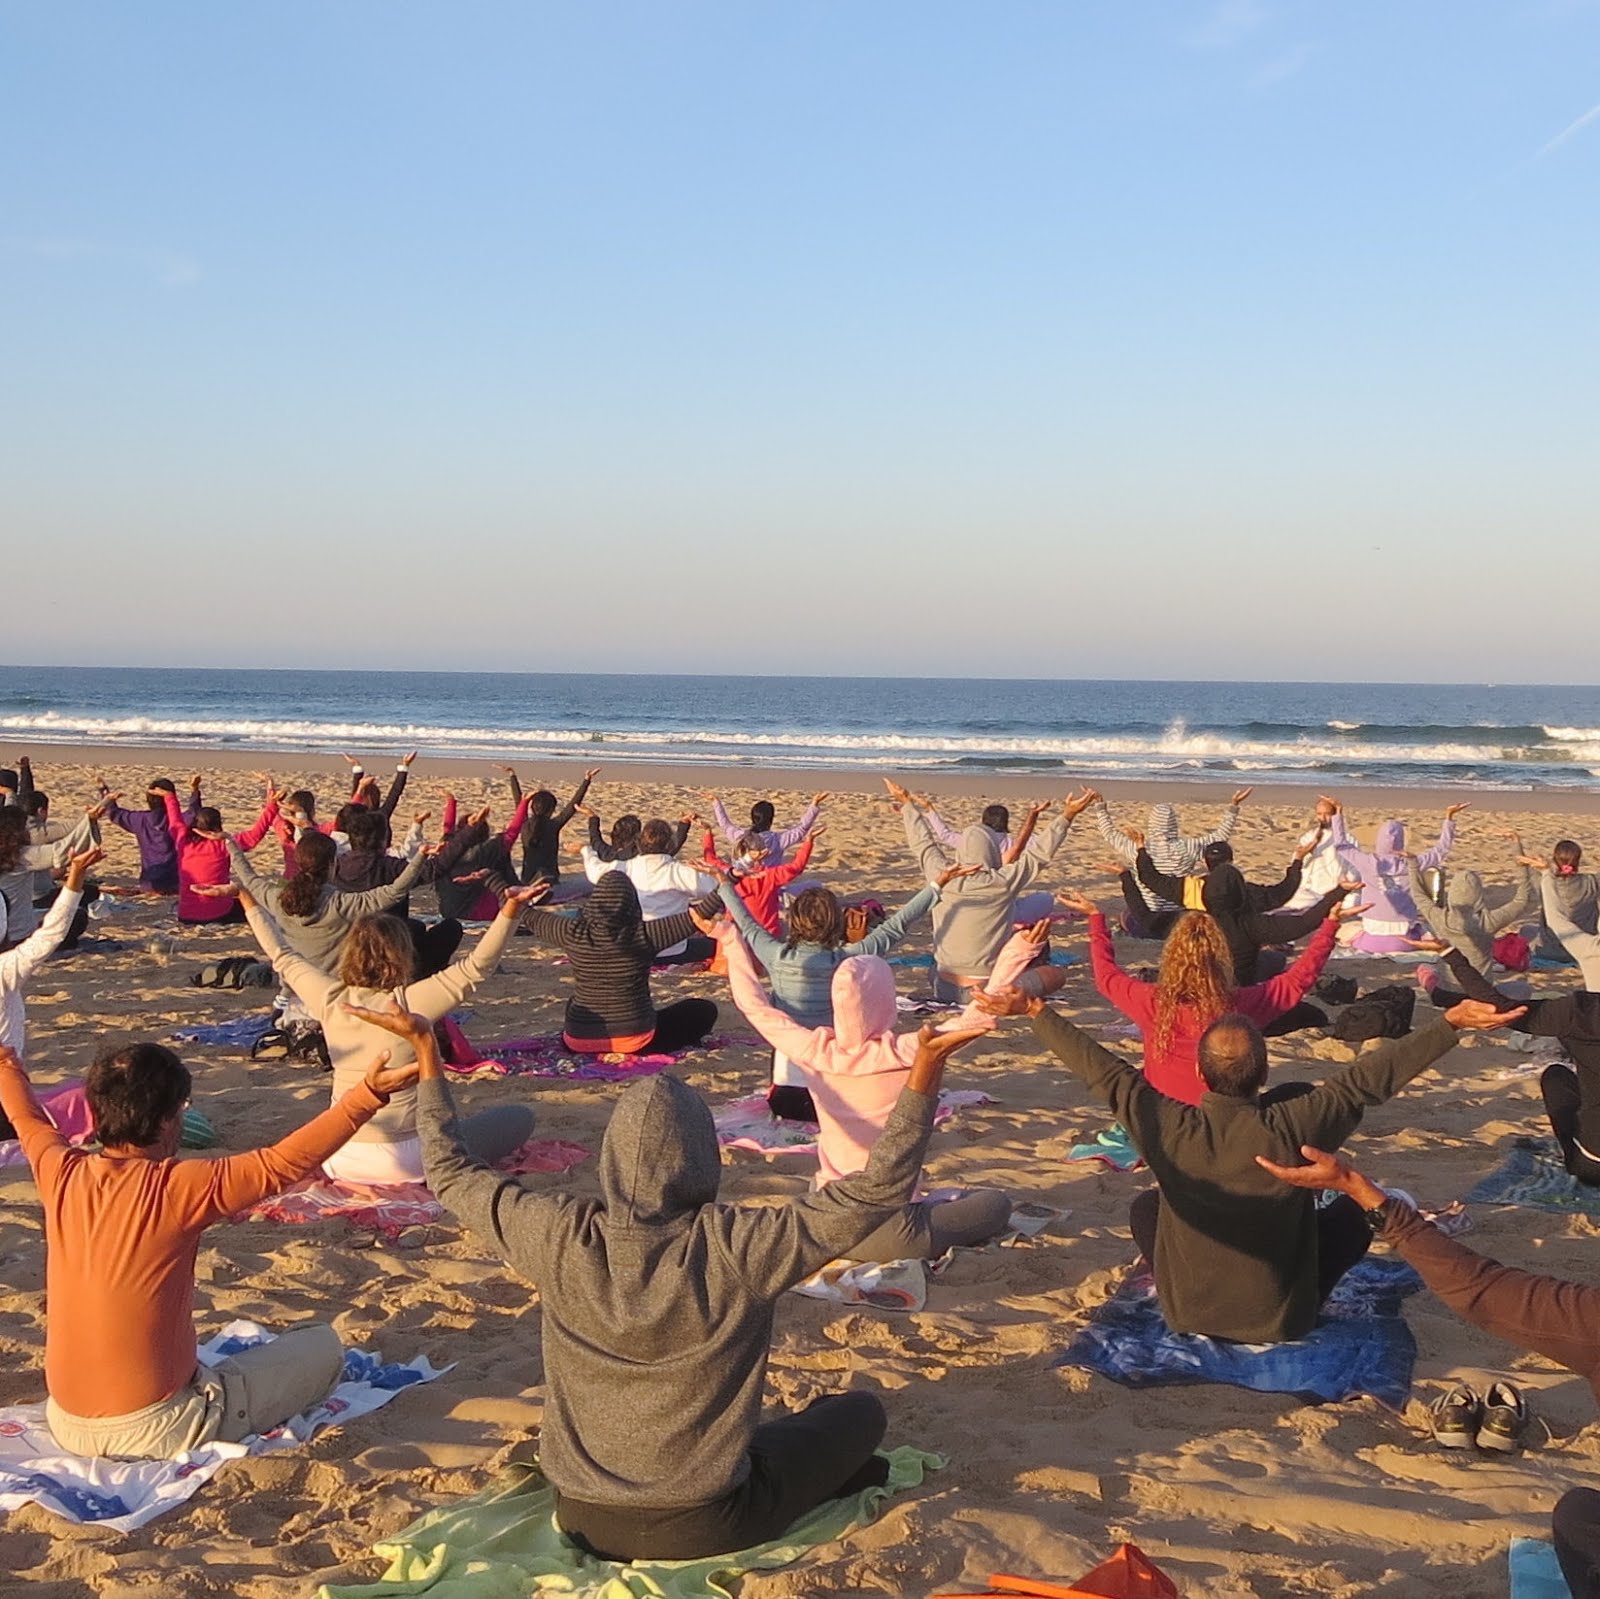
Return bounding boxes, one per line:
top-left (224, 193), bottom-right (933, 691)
top-left (1430, 1383), bottom-right (1482, 1449)
top-left (1477, 1382), bottom-right (1529, 1453)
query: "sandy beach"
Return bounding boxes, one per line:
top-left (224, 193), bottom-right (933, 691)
top-left (5, 748), bottom-right (1600, 1598)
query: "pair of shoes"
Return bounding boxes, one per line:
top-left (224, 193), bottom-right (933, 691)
top-left (1431, 1382), bottom-right (1528, 1452)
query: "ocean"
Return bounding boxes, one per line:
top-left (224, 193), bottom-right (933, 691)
top-left (2, 666), bottom-right (1599, 791)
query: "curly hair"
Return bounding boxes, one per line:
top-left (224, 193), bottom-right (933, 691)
top-left (339, 914), bottom-right (417, 990)
top-left (783, 886), bottom-right (846, 953)
top-left (1152, 912), bottom-right (1236, 1056)
top-left (0, 809), bottom-right (27, 874)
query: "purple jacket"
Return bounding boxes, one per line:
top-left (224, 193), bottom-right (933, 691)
top-left (103, 798), bottom-right (185, 894)
top-left (1334, 814), bottom-right (1455, 929)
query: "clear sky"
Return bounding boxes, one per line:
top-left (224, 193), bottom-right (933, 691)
top-left (4, 2), bottom-right (1597, 681)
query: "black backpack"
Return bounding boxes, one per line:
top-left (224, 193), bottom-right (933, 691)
top-left (1332, 984), bottom-right (1415, 1043)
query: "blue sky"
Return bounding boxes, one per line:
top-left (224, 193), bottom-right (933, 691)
top-left (3, 2), bottom-right (1597, 680)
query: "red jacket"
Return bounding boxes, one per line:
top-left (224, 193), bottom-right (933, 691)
top-left (703, 832), bottom-right (815, 935)
top-left (1088, 910), bottom-right (1338, 1105)
top-left (164, 790), bottom-right (278, 922)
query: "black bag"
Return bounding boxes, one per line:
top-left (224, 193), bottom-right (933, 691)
top-left (1333, 984), bottom-right (1415, 1043)
top-left (1315, 975), bottom-right (1359, 1006)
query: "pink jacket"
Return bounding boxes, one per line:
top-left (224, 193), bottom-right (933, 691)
top-left (722, 924), bottom-right (1036, 1185)
top-left (164, 790), bottom-right (278, 921)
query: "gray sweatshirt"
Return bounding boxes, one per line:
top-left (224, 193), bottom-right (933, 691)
top-left (417, 1070), bottom-right (936, 1509)
top-left (903, 803), bottom-right (1069, 978)
top-left (1411, 862), bottom-right (1538, 977)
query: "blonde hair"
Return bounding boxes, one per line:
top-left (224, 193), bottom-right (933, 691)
top-left (1153, 913), bottom-right (1235, 1055)
top-left (339, 914), bottom-right (416, 991)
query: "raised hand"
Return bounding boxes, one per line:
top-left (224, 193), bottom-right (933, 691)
top-left (1125, 826), bottom-right (1146, 850)
top-left (909, 1023), bottom-right (989, 1089)
top-left (1055, 888), bottom-right (1098, 917)
top-left (62, 847), bottom-right (105, 890)
top-left (468, 804), bottom-right (492, 829)
top-left (811, 791), bottom-right (830, 807)
top-left (1518, 853), bottom-right (1550, 872)
top-left (500, 883), bottom-right (551, 913)
top-left (689, 905), bottom-right (726, 939)
top-left (1253, 1145), bottom-right (1385, 1210)
top-left (1443, 998), bottom-right (1528, 1031)
top-left (341, 753), bottom-right (360, 768)
top-left (190, 882), bottom-right (239, 898)
top-left (1294, 826), bottom-right (1326, 861)
top-left (400, 750), bottom-right (418, 768)
top-left (1445, 802), bottom-right (1472, 821)
top-left (882, 778), bottom-right (913, 806)
top-left (1063, 788), bottom-right (1098, 821)
top-left (935, 863), bottom-right (981, 889)
top-left (1336, 874), bottom-right (1363, 895)
top-left (362, 1048), bottom-right (423, 1102)
top-left (1231, 787), bottom-right (1254, 806)
top-left (1331, 900), bottom-right (1373, 924)
top-left (342, 998), bottom-right (434, 1045)
top-left (972, 985), bottom-right (1041, 1020)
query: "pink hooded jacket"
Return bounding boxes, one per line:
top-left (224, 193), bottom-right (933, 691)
top-left (722, 924), bottom-right (1037, 1186)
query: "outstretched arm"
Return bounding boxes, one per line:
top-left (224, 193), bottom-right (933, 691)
top-left (1482, 865), bottom-right (1540, 939)
top-left (847, 884), bottom-right (937, 956)
top-left (1090, 798), bottom-right (1139, 864)
top-left (1134, 848), bottom-right (1187, 908)
top-left (720, 924), bottom-right (823, 1062)
top-left (717, 881), bottom-right (785, 967)
top-left (1415, 814), bottom-right (1459, 873)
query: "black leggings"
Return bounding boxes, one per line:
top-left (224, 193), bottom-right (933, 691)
top-left (1128, 1183), bottom-right (1371, 1309)
top-left (647, 998), bottom-right (719, 1053)
top-left (1555, 1487), bottom-right (1600, 1598)
top-left (1542, 1064), bottom-right (1600, 1187)
top-left (408, 917), bottom-right (464, 979)
top-left (556, 1392), bottom-right (888, 1562)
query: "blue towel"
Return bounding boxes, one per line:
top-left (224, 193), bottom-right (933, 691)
top-left (1467, 1138), bottom-right (1600, 1219)
top-left (169, 1014), bottom-right (275, 1048)
top-left (1067, 1122), bottom-right (1145, 1171)
top-left (1510, 1539), bottom-right (1572, 1599)
top-left (1054, 1256), bottom-right (1423, 1408)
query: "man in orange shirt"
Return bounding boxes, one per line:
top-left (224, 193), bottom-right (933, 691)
top-left (0, 1038), bottom-right (418, 1460)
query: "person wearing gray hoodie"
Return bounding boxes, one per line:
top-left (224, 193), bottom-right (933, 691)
top-left (384, 999), bottom-right (979, 1563)
top-left (1409, 855), bottom-right (1539, 979)
top-left (890, 781), bottom-right (1093, 998)
top-left (1092, 791), bottom-right (1249, 933)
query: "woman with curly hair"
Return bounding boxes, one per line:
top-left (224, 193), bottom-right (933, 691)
top-left (1068, 890), bottom-right (1347, 1105)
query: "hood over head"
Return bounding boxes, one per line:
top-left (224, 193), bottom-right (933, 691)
top-left (1202, 840), bottom-right (1234, 870)
top-left (578, 871), bottom-right (645, 943)
top-left (1201, 863), bottom-right (1250, 918)
top-left (1374, 820), bottom-right (1406, 857)
top-left (956, 825), bottom-right (1001, 870)
top-left (1446, 870), bottom-right (1484, 912)
top-left (597, 1073), bottom-right (721, 1227)
top-left (1147, 804), bottom-right (1181, 846)
top-left (830, 954), bottom-right (899, 1048)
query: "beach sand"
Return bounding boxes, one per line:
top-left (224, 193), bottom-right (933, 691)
top-left (6, 750), bottom-right (1600, 1597)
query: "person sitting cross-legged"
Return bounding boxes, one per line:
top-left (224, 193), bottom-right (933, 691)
top-left (976, 986), bottom-right (1522, 1342)
top-left (355, 997), bottom-right (984, 1563)
top-left (0, 1038), bottom-right (418, 1458)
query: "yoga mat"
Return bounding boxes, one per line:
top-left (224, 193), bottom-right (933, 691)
top-left (315, 1447), bottom-right (944, 1599)
top-left (1510, 1538), bottom-right (1573, 1599)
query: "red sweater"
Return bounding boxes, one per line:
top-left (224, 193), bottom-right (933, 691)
top-left (1088, 911), bottom-right (1338, 1105)
top-left (703, 833), bottom-right (815, 935)
top-left (164, 790), bottom-right (278, 922)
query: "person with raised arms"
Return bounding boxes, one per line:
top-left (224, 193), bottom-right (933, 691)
top-left (353, 997), bottom-right (985, 1562)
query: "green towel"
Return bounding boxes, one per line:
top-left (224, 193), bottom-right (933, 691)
top-left (315, 1447), bottom-right (943, 1599)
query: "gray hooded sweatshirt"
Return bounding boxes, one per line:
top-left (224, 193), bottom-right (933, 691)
top-left (417, 1070), bottom-right (935, 1510)
top-left (1411, 862), bottom-right (1539, 977)
top-left (904, 804), bottom-right (1070, 978)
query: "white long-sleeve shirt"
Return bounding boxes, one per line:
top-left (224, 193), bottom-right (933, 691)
top-left (581, 849), bottom-right (714, 957)
top-left (1, 888), bottom-right (81, 1054)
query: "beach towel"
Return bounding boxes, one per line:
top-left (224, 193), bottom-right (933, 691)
top-left (446, 1034), bottom-right (740, 1083)
top-left (1509, 1538), bottom-right (1572, 1599)
top-left (793, 1258), bottom-right (931, 1311)
top-left (1467, 1137), bottom-right (1600, 1218)
top-left (169, 1012), bottom-right (275, 1049)
top-left (1053, 1256), bottom-right (1423, 1408)
top-left (712, 1088), bottom-right (995, 1158)
top-left (1067, 1122), bottom-right (1146, 1172)
top-left (242, 1138), bottom-right (592, 1236)
top-left (314, 1447), bottom-right (943, 1599)
top-left (0, 1321), bottom-right (449, 1533)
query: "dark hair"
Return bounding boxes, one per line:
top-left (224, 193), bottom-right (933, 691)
top-left (750, 800), bottom-right (776, 832)
top-left (288, 789), bottom-right (316, 818)
top-left (1202, 840), bottom-right (1235, 870)
top-left (86, 1042), bottom-right (192, 1148)
top-left (149, 777), bottom-right (177, 796)
top-left (280, 831), bottom-right (337, 916)
top-left (1555, 840), bottom-right (1584, 871)
top-left (1197, 1013), bottom-right (1269, 1097)
top-left (194, 806), bottom-right (223, 833)
top-left (0, 809), bottom-right (27, 873)
top-left (640, 818), bottom-right (674, 854)
top-left (345, 808), bottom-right (389, 853)
top-left (334, 802), bottom-right (366, 834)
top-left (610, 814), bottom-right (641, 849)
top-left (981, 803), bottom-right (1010, 834)
top-left (784, 885), bottom-right (846, 953)
top-left (26, 791), bottom-right (48, 817)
